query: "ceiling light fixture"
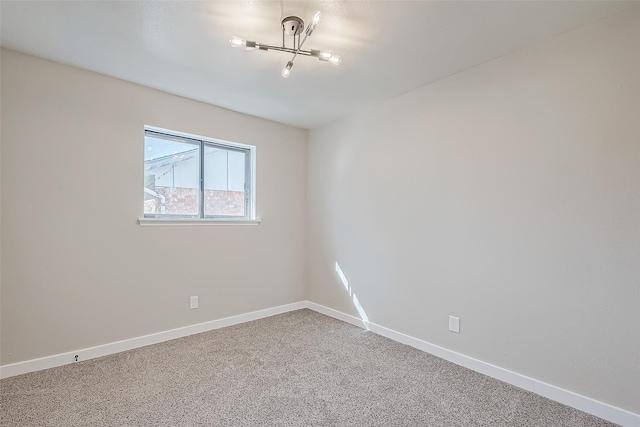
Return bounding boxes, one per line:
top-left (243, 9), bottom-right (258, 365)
top-left (230, 11), bottom-right (341, 78)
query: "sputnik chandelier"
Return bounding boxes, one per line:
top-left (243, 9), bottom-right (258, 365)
top-left (230, 11), bottom-right (341, 78)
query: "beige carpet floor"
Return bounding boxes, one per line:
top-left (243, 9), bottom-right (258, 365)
top-left (1, 309), bottom-right (616, 426)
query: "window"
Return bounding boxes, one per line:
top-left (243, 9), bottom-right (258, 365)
top-left (143, 127), bottom-right (255, 220)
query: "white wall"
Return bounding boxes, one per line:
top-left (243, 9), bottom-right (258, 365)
top-left (307, 6), bottom-right (640, 414)
top-left (0, 48), bottom-right (308, 365)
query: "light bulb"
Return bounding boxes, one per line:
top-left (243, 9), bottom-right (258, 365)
top-left (230, 36), bottom-right (246, 48)
top-left (282, 61), bottom-right (293, 78)
top-left (306, 11), bottom-right (322, 35)
top-left (318, 50), bottom-right (333, 61)
top-left (329, 55), bottom-right (341, 65)
top-left (311, 11), bottom-right (322, 27)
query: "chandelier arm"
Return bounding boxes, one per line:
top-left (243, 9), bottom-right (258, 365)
top-left (289, 30), bottom-right (311, 65)
top-left (255, 44), bottom-right (314, 56)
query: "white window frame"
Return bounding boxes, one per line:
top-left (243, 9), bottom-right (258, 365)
top-left (139, 125), bottom-right (259, 226)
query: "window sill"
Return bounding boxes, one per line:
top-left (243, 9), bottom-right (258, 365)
top-left (138, 218), bottom-right (261, 226)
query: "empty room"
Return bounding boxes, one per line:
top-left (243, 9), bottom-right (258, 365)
top-left (1, 1), bottom-right (639, 426)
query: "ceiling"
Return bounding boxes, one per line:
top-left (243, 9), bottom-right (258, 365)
top-left (0, 1), bottom-right (633, 129)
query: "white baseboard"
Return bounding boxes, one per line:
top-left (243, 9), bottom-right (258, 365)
top-left (305, 301), bottom-right (368, 329)
top-left (305, 302), bottom-right (640, 427)
top-left (2, 300), bottom-right (637, 426)
top-left (0, 301), bottom-right (306, 380)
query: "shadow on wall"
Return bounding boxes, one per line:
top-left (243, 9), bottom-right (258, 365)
top-left (335, 262), bottom-right (370, 329)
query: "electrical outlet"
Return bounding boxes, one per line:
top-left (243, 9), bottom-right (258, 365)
top-left (190, 296), bottom-right (198, 309)
top-left (449, 316), bottom-right (460, 333)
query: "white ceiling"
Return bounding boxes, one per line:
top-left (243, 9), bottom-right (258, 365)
top-left (0, 1), bottom-right (633, 129)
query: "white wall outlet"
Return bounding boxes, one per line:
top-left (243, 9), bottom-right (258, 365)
top-left (449, 315), bottom-right (460, 333)
top-left (190, 296), bottom-right (198, 309)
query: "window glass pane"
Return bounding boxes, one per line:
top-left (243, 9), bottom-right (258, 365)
top-left (203, 144), bottom-right (247, 217)
top-left (144, 135), bottom-right (200, 216)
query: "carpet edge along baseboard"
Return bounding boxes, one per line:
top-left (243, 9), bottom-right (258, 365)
top-left (1, 301), bottom-right (638, 427)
